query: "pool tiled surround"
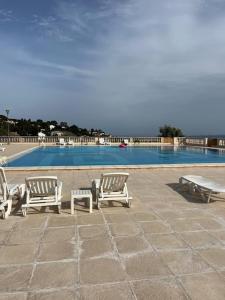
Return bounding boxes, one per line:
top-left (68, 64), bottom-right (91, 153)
top-left (0, 167), bottom-right (225, 299)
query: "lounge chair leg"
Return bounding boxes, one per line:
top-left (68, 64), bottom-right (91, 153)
top-left (22, 208), bottom-right (27, 217)
top-left (97, 200), bottom-right (101, 209)
top-left (57, 205), bottom-right (61, 214)
top-left (207, 191), bottom-right (212, 203)
top-left (1, 208), bottom-right (6, 219)
top-left (2, 200), bottom-right (12, 219)
top-left (126, 199), bottom-right (131, 208)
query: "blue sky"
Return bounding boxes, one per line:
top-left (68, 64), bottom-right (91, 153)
top-left (1, 0), bottom-right (225, 136)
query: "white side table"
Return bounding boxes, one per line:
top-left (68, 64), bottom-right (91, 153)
top-left (71, 189), bottom-right (93, 214)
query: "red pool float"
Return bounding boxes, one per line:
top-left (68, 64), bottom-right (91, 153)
top-left (119, 143), bottom-right (127, 148)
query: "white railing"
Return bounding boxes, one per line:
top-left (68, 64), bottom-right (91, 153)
top-left (217, 139), bottom-right (225, 147)
top-left (132, 137), bottom-right (162, 143)
top-left (185, 138), bottom-right (207, 146)
top-left (177, 137), bottom-right (186, 144)
top-left (0, 135), bottom-right (164, 144)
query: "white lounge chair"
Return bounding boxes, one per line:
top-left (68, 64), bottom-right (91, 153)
top-left (22, 176), bottom-right (62, 216)
top-left (123, 139), bottom-right (129, 145)
top-left (92, 172), bottom-right (132, 209)
top-left (67, 139), bottom-right (74, 146)
top-left (98, 137), bottom-right (105, 145)
top-left (0, 167), bottom-right (25, 219)
top-left (179, 175), bottom-right (225, 203)
top-left (0, 156), bottom-right (7, 165)
top-left (0, 147), bottom-right (5, 152)
top-left (58, 138), bottom-right (66, 146)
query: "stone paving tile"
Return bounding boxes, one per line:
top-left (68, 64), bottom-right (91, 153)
top-left (27, 289), bottom-right (76, 300)
top-left (124, 252), bottom-right (171, 279)
top-left (79, 282), bottom-right (134, 300)
top-left (80, 238), bottom-right (113, 259)
top-left (78, 225), bottom-right (109, 240)
top-left (16, 216), bottom-right (47, 229)
top-left (0, 293), bottom-right (28, 300)
top-left (30, 262), bottom-right (77, 289)
top-left (180, 272), bottom-right (225, 300)
top-left (114, 236), bottom-right (150, 255)
top-left (211, 230), bottom-right (225, 245)
top-left (0, 220), bottom-right (16, 231)
top-left (160, 250), bottom-right (212, 275)
top-left (167, 219), bottom-right (203, 232)
top-left (130, 211), bottom-right (159, 222)
top-left (109, 222), bottom-right (141, 237)
top-left (0, 232), bottom-right (8, 244)
top-left (77, 214), bottom-right (104, 225)
top-left (140, 221), bottom-right (173, 234)
top-left (193, 218), bottom-right (225, 230)
top-left (146, 233), bottom-right (189, 251)
top-left (48, 215), bottom-right (77, 227)
top-left (42, 227), bottom-right (76, 243)
top-left (198, 247), bottom-right (225, 270)
top-left (7, 229), bottom-right (42, 245)
top-left (179, 231), bottom-right (222, 249)
top-left (37, 241), bottom-right (75, 262)
top-left (0, 265), bottom-right (32, 292)
top-left (80, 257), bottom-right (126, 284)
top-left (0, 244), bottom-right (37, 265)
top-left (149, 203), bottom-right (173, 211)
top-left (156, 210), bottom-right (183, 220)
top-left (132, 278), bottom-right (188, 300)
top-left (100, 206), bottom-right (129, 214)
top-left (180, 209), bottom-right (212, 219)
top-left (104, 213), bottom-right (134, 224)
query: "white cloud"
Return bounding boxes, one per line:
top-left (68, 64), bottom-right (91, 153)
top-left (1, 0), bottom-right (225, 135)
top-left (0, 9), bottom-right (15, 22)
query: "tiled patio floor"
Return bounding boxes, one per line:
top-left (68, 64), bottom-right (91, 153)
top-left (1, 167), bottom-right (225, 299)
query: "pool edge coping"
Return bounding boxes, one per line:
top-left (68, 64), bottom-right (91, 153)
top-left (5, 162), bottom-right (225, 171)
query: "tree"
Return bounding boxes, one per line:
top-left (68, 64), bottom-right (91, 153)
top-left (0, 115), bottom-right (105, 137)
top-left (159, 125), bottom-right (184, 137)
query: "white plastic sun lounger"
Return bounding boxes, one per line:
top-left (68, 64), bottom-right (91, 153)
top-left (179, 175), bottom-right (225, 203)
top-left (0, 147), bottom-right (5, 152)
top-left (21, 176), bottom-right (62, 216)
top-left (92, 172), bottom-right (132, 209)
top-left (67, 139), bottom-right (74, 146)
top-left (58, 138), bottom-right (66, 146)
top-left (0, 156), bottom-right (7, 165)
top-left (0, 167), bottom-right (25, 219)
top-left (98, 138), bottom-right (105, 145)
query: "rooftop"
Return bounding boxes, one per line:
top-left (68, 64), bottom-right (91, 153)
top-left (1, 164), bottom-right (225, 299)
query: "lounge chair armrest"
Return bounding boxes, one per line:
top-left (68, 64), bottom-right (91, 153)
top-left (18, 184), bottom-right (25, 198)
top-left (57, 181), bottom-right (63, 197)
top-left (92, 179), bottom-right (100, 190)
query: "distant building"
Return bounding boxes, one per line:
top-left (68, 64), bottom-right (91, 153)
top-left (51, 131), bottom-right (64, 136)
top-left (89, 130), bottom-right (108, 137)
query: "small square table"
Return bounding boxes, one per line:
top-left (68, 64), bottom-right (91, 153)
top-left (71, 189), bottom-right (93, 214)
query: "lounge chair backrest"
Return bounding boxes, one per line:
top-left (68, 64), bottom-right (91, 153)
top-left (25, 176), bottom-right (58, 197)
top-left (59, 138), bottom-right (65, 144)
top-left (124, 139), bottom-right (129, 144)
top-left (0, 167), bottom-right (8, 198)
top-left (99, 138), bottom-right (105, 144)
top-left (100, 173), bottom-right (129, 193)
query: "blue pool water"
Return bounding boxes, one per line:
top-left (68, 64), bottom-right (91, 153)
top-left (5, 146), bottom-right (225, 167)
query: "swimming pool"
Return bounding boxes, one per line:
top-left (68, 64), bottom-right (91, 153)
top-left (5, 146), bottom-right (225, 167)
